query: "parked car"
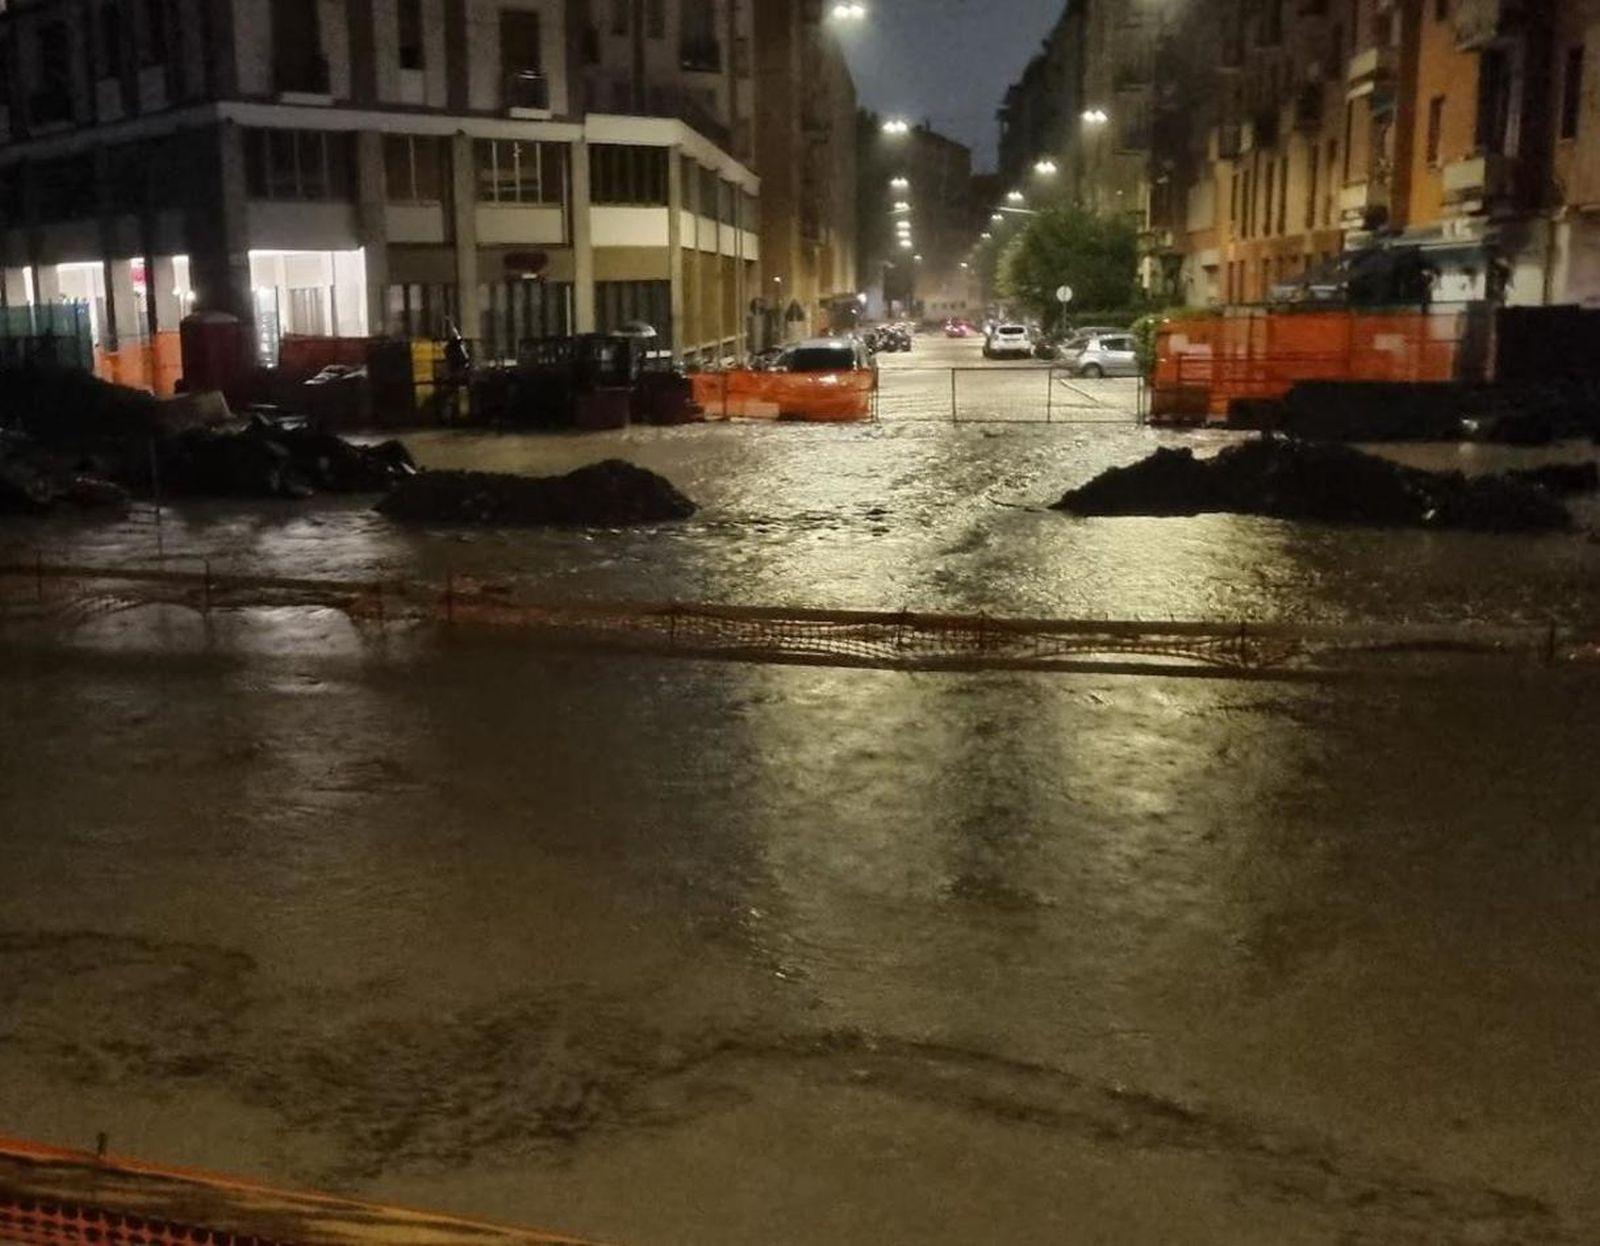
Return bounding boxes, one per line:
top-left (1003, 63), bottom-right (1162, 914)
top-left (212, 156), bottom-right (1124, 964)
top-left (784, 337), bottom-right (876, 372)
top-left (1060, 331), bottom-right (1141, 378)
top-left (983, 323), bottom-right (1033, 360)
top-left (944, 319), bottom-right (976, 338)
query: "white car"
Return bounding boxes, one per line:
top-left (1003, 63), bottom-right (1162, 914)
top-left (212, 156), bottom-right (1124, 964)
top-left (1062, 332), bottom-right (1140, 378)
top-left (983, 324), bottom-right (1032, 360)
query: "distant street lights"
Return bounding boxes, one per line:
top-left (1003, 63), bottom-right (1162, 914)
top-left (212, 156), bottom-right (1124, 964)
top-left (892, 201), bottom-right (911, 212)
top-left (1033, 158), bottom-right (1059, 176)
top-left (889, 176), bottom-right (910, 190)
top-left (1082, 108), bottom-right (1110, 126)
top-left (1006, 190), bottom-right (1026, 204)
top-left (882, 118), bottom-right (911, 136)
top-left (830, 2), bottom-right (868, 20)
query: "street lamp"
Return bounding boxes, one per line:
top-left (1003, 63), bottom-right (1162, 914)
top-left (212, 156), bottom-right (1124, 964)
top-left (882, 118), bottom-right (910, 136)
top-left (1034, 158), bottom-right (1059, 176)
top-left (1006, 190), bottom-right (1026, 204)
top-left (1082, 108), bottom-right (1110, 125)
top-left (980, 231), bottom-right (992, 240)
top-left (892, 201), bottom-right (911, 212)
top-left (899, 238), bottom-right (914, 249)
top-left (889, 176), bottom-right (910, 190)
top-left (830, 2), bottom-right (867, 19)
top-left (913, 254), bottom-right (923, 263)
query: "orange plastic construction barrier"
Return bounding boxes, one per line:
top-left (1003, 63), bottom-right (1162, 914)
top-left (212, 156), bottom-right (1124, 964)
top-left (93, 331), bottom-right (183, 396)
top-left (1153, 309), bottom-right (1467, 421)
top-left (690, 369), bottom-right (876, 423)
top-left (0, 1134), bottom-right (599, 1245)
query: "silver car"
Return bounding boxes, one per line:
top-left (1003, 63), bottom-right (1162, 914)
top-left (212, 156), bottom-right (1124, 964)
top-left (1062, 332), bottom-right (1140, 378)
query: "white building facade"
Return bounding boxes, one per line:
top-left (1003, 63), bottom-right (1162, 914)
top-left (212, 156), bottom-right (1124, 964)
top-left (0, 0), bottom-right (761, 364)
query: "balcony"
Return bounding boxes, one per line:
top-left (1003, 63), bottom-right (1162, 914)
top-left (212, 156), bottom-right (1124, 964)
top-left (504, 70), bottom-right (551, 116)
top-left (1441, 153), bottom-right (1517, 212)
top-left (1346, 45), bottom-right (1396, 95)
top-left (596, 79), bottom-right (732, 150)
top-left (1339, 180), bottom-right (1391, 229)
top-left (1453, 0), bottom-right (1521, 51)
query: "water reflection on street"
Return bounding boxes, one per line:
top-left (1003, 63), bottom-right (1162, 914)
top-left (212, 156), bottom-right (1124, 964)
top-left (3, 421), bottom-right (1600, 1243)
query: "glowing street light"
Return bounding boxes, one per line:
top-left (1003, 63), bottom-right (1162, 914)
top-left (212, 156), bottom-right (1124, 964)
top-left (890, 176), bottom-right (910, 190)
top-left (959, 261), bottom-right (970, 269)
top-left (980, 231), bottom-right (992, 240)
top-left (882, 118), bottom-right (911, 136)
top-left (892, 200), bottom-right (911, 212)
top-left (899, 238), bottom-right (914, 249)
top-left (1034, 158), bottom-right (1059, 175)
top-left (1006, 190), bottom-right (1026, 204)
top-left (913, 254), bottom-right (923, 262)
top-left (830, 2), bottom-right (868, 19)
top-left (990, 212), bottom-right (1004, 223)
top-left (1082, 108), bottom-right (1110, 125)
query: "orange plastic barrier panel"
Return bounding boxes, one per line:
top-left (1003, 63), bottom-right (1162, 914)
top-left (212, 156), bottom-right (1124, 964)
top-left (92, 331), bottom-right (183, 396)
top-left (690, 370), bottom-right (875, 423)
top-left (1155, 310), bottom-right (1465, 419)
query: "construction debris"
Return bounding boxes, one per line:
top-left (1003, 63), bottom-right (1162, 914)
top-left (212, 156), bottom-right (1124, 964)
top-left (1, 367), bottom-right (414, 509)
top-left (1053, 439), bottom-right (1573, 533)
top-left (377, 460), bottom-right (697, 527)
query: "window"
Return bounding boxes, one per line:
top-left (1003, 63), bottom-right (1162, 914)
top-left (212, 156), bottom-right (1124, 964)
top-left (33, 21), bottom-right (75, 125)
top-left (681, 0), bottom-right (720, 72)
top-left (501, 10), bottom-right (546, 108)
top-left (100, 1), bottom-right (122, 80)
top-left (1561, 45), bottom-right (1584, 141)
top-left (271, 0), bottom-right (326, 94)
top-left (384, 135), bottom-right (445, 202)
top-left (596, 280), bottom-right (671, 341)
top-left (1426, 95), bottom-right (1445, 164)
top-left (244, 129), bottom-right (354, 201)
top-left (143, 0), bottom-right (169, 65)
top-left (398, 0), bottom-right (424, 70)
top-left (591, 144), bottom-right (668, 205)
top-left (474, 139), bottom-right (567, 205)
top-left (1477, 47), bottom-right (1513, 154)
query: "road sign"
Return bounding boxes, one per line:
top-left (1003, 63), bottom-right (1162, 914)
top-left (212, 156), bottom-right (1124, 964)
top-left (1056, 285), bottom-right (1074, 304)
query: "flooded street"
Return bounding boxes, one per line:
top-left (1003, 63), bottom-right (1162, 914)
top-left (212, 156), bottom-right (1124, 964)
top-left (4, 358), bottom-right (1600, 1242)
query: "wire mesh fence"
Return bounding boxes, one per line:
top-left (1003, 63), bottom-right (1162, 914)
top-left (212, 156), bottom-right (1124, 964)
top-left (875, 367), bottom-right (1144, 425)
top-left (4, 561), bottom-right (1594, 681)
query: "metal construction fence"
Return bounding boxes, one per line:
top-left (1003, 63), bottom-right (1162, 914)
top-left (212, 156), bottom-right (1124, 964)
top-left (682, 366), bottom-right (1146, 426)
top-left (4, 561), bottom-right (1595, 681)
top-left (1153, 306), bottom-right (1476, 422)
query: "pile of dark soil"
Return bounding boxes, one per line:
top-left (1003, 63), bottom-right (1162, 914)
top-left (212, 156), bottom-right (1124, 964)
top-left (1, 367), bottom-right (415, 508)
top-left (160, 422), bottom-right (416, 499)
top-left (1053, 439), bottom-right (1573, 533)
top-left (378, 460), bottom-right (697, 527)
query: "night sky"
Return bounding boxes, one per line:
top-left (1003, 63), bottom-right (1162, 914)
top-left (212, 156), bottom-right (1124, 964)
top-left (837, 0), bottom-right (1065, 171)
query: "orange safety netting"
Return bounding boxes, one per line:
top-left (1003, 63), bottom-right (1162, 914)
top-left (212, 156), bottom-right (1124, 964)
top-left (93, 332), bottom-right (183, 397)
top-left (1153, 310), bottom-right (1466, 420)
top-left (690, 370), bottom-right (876, 422)
top-left (0, 1134), bottom-right (596, 1245)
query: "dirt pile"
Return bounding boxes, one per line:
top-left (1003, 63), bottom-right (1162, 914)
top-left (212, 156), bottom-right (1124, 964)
top-left (1053, 439), bottom-right (1573, 533)
top-left (160, 422), bottom-right (416, 499)
top-left (1, 367), bottom-right (415, 508)
top-left (378, 460), bottom-right (697, 527)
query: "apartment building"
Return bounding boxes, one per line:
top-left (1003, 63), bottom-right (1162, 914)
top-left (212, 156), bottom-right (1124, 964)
top-left (1169, 0), bottom-right (1598, 309)
top-left (859, 117), bottom-right (974, 319)
top-left (0, 0), bottom-right (765, 366)
top-left (753, 0), bottom-right (858, 345)
top-left (995, 0), bottom-right (1165, 276)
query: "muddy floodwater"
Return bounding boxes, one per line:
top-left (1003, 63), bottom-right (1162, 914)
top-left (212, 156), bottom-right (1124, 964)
top-left (4, 418), bottom-right (1600, 1244)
